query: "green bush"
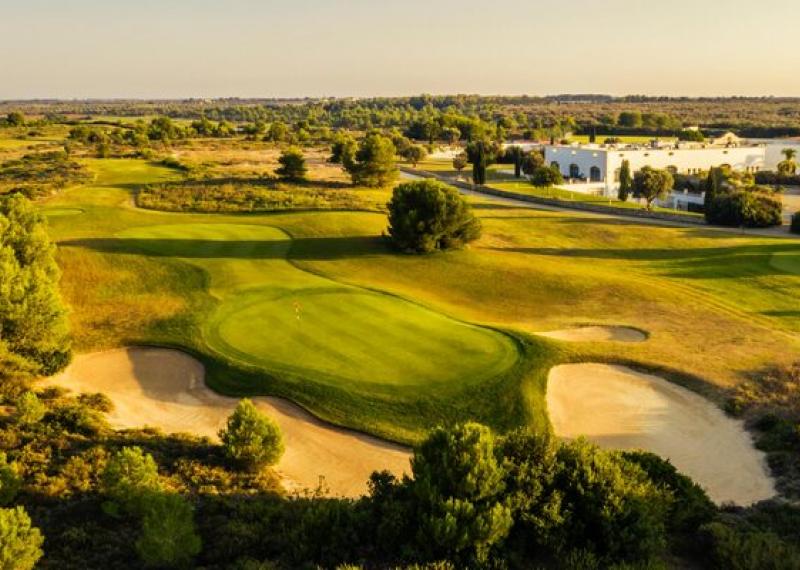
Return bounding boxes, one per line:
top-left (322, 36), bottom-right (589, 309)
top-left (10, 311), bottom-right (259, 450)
top-left (136, 492), bottom-right (201, 568)
top-left (386, 180), bottom-right (481, 253)
top-left (791, 212), bottom-right (800, 234)
top-left (0, 506), bottom-right (43, 570)
top-left (102, 447), bottom-right (163, 515)
top-left (706, 189), bottom-right (783, 227)
top-left (14, 392), bottom-right (46, 427)
top-left (700, 521), bottom-right (800, 570)
top-left (553, 439), bottom-right (671, 563)
top-left (0, 453), bottom-right (21, 506)
top-left (411, 423), bottom-right (512, 563)
top-left (530, 165), bottom-right (564, 187)
top-left (219, 399), bottom-right (284, 470)
top-left (275, 147), bottom-right (307, 181)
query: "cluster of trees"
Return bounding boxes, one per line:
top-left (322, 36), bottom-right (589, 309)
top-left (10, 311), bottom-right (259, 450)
top-left (330, 133), bottom-right (399, 187)
top-left (0, 194), bottom-right (71, 382)
top-left (703, 166), bottom-right (783, 227)
top-left (387, 180), bottom-right (481, 253)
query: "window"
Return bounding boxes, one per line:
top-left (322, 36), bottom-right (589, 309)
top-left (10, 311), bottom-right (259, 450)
top-left (590, 166), bottom-right (602, 182)
top-left (569, 164), bottom-right (581, 178)
top-left (550, 161), bottom-right (560, 171)
top-left (614, 168), bottom-right (621, 182)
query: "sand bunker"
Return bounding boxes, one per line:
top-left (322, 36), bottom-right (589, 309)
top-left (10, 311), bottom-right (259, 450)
top-left (46, 347), bottom-right (410, 497)
top-left (538, 325), bottom-right (647, 343)
top-left (547, 363), bottom-right (775, 505)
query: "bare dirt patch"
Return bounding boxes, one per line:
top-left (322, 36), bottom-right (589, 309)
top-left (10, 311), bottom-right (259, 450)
top-left (547, 363), bottom-right (775, 505)
top-left (537, 325), bottom-right (647, 343)
top-left (46, 347), bottom-right (411, 497)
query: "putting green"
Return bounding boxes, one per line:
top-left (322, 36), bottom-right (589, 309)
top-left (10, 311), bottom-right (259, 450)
top-left (117, 223), bottom-right (519, 393)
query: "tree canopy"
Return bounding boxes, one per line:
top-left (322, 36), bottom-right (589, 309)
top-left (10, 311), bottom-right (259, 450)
top-left (0, 194), bottom-right (71, 379)
top-left (632, 166), bottom-right (674, 210)
top-left (343, 133), bottom-right (398, 187)
top-left (386, 180), bottom-right (482, 253)
top-left (219, 399), bottom-right (285, 470)
top-left (275, 147), bottom-right (307, 181)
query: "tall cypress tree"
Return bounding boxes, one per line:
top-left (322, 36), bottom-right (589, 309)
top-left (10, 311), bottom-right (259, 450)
top-left (471, 142), bottom-right (487, 185)
top-left (703, 167), bottom-right (718, 213)
top-left (617, 160), bottom-right (633, 201)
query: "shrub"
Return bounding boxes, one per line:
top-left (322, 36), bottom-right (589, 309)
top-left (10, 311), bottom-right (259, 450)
top-left (791, 212), bottom-right (800, 234)
top-left (0, 453), bottom-right (20, 506)
top-left (621, 451), bottom-right (715, 534)
top-left (14, 391), bottom-right (46, 426)
top-left (103, 446), bottom-right (163, 515)
top-left (700, 521), bottom-right (800, 570)
top-left (219, 399), bottom-right (284, 470)
top-left (275, 147), bottom-right (307, 181)
top-left (553, 439), bottom-right (671, 563)
top-left (386, 180), bottom-right (481, 253)
top-left (411, 423), bottom-right (513, 563)
top-left (706, 189), bottom-right (782, 228)
top-left (136, 492), bottom-right (202, 568)
top-left (530, 165), bottom-right (563, 187)
top-left (0, 506), bottom-right (44, 570)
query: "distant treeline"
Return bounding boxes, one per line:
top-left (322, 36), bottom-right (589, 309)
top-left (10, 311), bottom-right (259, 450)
top-left (3, 95), bottom-right (800, 135)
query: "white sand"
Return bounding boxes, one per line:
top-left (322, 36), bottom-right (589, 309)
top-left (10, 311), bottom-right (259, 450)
top-left (538, 325), bottom-right (647, 343)
top-left (46, 347), bottom-right (411, 497)
top-left (547, 363), bottom-right (775, 505)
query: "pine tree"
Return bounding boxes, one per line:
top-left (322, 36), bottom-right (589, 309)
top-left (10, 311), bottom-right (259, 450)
top-left (0, 194), bottom-right (71, 378)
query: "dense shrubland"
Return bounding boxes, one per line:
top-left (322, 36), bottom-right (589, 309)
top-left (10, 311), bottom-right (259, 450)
top-left (136, 180), bottom-right (385, 213)
top-left (1, 388), bottom-right (796, 570)
top-left (0, 152), bottom-right (90, 199)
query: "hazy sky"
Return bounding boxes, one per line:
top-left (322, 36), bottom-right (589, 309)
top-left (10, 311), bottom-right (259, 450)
top-left (1, 0), bottom-right (798, 99)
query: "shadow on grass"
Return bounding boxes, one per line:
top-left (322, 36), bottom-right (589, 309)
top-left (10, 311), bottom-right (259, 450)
top-left (486, 243), bottom-right (800, 279)
top-left (61, 235), bottom-right (389, 261)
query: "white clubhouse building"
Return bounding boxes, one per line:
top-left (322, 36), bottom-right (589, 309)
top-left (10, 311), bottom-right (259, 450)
top-left (544, 135), bottom-right (767, 204)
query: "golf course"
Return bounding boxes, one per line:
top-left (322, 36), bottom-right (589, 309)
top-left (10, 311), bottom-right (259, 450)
top-left (30, 150), bottom-right (800, 498)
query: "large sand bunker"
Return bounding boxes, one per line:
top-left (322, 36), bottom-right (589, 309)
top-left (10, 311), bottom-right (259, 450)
top-left (47, 348), bottom-right (411, 497)
top-left (547, 363), bottom-right (775, 505)
top-left (538, 325), bottom-right (647, 343)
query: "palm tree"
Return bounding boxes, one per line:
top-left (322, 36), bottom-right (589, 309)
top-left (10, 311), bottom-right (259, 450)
top-left (782, 148), bottom-right (797, 161)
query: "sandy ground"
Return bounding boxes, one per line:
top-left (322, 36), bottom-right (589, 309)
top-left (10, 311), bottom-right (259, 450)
top-left (537, 325), bottom-right (647, 343)
top-left (46, 347), bottom-right (411, 497)
top-left (547, 363), bottom-right (775, 505)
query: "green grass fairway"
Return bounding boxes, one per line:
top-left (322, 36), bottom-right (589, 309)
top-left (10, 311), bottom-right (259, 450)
top-left (117, 223), bottom-right (519, 396)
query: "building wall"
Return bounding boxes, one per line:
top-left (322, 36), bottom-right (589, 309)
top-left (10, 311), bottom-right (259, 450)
top-left (544, 145), bottom-right (766, 196)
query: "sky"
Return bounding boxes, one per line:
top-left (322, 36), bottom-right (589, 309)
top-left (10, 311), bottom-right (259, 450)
top-left (1, 0), bottom-right (798, 99)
